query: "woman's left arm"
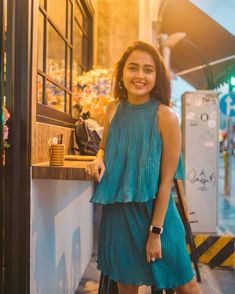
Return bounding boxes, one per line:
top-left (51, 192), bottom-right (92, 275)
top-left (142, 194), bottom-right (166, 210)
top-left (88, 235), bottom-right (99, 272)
top-left (146, 104), bottom-right (181, 262)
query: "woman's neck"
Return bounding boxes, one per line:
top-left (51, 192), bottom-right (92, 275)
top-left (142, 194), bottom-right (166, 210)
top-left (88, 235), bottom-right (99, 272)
top-left (127, 94), bottom-right (150, 105)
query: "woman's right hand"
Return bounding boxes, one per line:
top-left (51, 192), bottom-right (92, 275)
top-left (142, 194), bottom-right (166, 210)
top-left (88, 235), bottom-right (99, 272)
top-left (85, 157), bottom-right (105, 182)
top-left (146, 233), bottom-right (162, 263)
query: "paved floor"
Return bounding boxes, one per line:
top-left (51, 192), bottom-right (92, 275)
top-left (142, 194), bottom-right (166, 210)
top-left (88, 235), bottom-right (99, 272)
top-left (77, 155), bottom-right (235, 293)
top-left (218, 154), bottom-right (235, 235)
top-left (77, 259), bottom-right (235, 294)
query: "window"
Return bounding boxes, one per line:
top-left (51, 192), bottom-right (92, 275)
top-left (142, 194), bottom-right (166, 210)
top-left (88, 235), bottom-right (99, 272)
top-left (37, 0), bottom-right (93, 127)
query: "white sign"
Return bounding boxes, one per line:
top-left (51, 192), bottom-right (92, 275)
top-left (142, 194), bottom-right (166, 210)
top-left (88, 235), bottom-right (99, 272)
top-left (182, 91), bottom-right (219, 233)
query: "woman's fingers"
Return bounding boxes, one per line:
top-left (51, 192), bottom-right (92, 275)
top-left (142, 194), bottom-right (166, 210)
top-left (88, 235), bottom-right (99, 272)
top-left (147, 254), bottom-right (153, 263)
top-left (147, 251), bottom-right (162, 263)
top-left (86, 163), bottom-right (97, 176)
top-left (148, 252), bottom-right (162, 260)
top-left (146, 243), bottom-right (162, 263)
top-left (85, 163), bottom-right (92, 175)
top-left (146, 234), bottom-right (162, 262)
top-left (93, 166), bottom-right (100, 181)
top-left (98, 165), bottom-right (105, 182)
top-left (85, 162), bottom-right (105, 182)
top-left (154, 252), bottom-right (162, 259)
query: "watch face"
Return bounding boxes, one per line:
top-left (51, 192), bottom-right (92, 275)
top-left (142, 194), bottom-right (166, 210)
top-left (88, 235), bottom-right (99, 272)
top-left (152, 227), bottom-right (161, 234)
top-left (150, 225), bottom-right (163, 234)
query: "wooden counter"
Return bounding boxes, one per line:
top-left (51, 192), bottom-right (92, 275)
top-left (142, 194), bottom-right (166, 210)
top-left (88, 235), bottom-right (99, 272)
top-left (32, 160), bottom-right (93, 181)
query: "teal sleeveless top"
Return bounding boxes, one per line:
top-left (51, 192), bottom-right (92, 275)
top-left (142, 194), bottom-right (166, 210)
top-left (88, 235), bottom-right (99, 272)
top-left (90, 98), bottom-right (185, 204)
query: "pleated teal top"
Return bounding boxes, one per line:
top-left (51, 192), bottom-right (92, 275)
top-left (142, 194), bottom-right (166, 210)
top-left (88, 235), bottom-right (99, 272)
top-left (91, 98), bottom-right (185, 204)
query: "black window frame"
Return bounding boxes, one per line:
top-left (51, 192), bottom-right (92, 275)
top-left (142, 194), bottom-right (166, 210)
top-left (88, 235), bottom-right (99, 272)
top-left (3, 0), bottom-right (32, 292)
top-left (36, 0), bottom-right (93, 128)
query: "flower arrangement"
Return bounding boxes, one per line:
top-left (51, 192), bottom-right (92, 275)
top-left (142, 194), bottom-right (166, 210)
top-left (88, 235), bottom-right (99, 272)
top-left (73, 68), bottom-right (114, 126)
top-left (3, 105), bottom-right (10, 148)
top-left (37, 64), bottom-right (114, 126)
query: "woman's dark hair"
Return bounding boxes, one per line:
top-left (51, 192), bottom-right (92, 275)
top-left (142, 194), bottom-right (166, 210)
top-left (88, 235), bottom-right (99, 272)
top-left (113, 40), bottom-right (171, 106)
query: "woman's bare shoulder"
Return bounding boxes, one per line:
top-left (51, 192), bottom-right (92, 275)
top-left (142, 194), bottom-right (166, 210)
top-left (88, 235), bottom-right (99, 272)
top-left (106, 99), bottom-right (119, 111)
top-left (106, 99), bottom-right (120, 123)
top-left (157, 104), bottom-right (180, 131)
top-left (158, 104), bottom-right (179, 121)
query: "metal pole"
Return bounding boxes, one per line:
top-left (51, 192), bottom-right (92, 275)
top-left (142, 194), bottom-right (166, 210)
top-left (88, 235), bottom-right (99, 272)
top-left (224, 117), bottom-right (232, 196)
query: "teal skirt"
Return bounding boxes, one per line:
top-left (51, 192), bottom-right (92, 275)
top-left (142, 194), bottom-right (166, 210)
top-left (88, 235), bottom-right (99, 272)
top-left (97, 193), bottom-right (194, 289)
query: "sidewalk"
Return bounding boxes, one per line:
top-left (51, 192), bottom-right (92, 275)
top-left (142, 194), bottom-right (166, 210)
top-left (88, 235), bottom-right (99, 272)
top-left (218, 154), bottom-right (235, 235)
top-left (77, 258), bottom-right (235, 294)
top-left (77, 155), bottom-right (235, 293)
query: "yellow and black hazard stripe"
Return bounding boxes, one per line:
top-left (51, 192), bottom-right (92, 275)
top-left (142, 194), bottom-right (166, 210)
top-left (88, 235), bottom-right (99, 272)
top-left (188, 234), bottom-right (235, 269)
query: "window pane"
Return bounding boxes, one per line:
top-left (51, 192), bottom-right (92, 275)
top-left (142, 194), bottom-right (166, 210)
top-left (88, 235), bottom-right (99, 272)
top-left (37, 11), bottom-right (44, 71)
top-left (39, 0), bottom-right (45, 8)
top-left (46, 81), bottom-right (65, 112)
top-left (67, 47), bottom-right (71, 88)
top-left (47, 0), bottom-right (66, 36)
top-left (47, 24), bottom-right (66, 86)
top-left (73, 21), bottom-right (83, 66)
top-left (72, 101), bottom-right (82, 120)
top-left (74, 1), bottom-right (83, 26)
top-left (72, 64), bottom-right (82, 90)
top-left (37, 75), bottom-right (43, 103)
top-left (72, 63), bottom-right (82, 110)
top-left (68, 0), bottom-right (72, 42)
top-left (84, 17), bottom-right (89, 33)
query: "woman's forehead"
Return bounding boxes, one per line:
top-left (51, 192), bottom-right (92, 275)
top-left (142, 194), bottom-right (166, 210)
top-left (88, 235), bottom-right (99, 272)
top-left (125, 50), bottom-right (155, 66)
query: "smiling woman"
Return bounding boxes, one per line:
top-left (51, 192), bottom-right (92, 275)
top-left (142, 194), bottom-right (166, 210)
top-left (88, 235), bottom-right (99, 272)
top-left (86, 41), bottom-right (203, 294)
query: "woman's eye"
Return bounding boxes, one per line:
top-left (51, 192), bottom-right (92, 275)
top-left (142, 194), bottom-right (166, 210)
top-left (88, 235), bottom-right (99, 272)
top-left (145, 68), bottom-right (154, 74)
top-left (128, 66), bottom-right (137, 71)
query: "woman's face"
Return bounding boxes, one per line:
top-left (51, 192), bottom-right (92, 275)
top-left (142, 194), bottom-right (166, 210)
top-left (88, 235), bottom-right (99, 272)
top-left (122, 50), bottom-right (156, 101)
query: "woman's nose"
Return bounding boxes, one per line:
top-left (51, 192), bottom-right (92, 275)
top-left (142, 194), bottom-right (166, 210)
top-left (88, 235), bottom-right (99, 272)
top-left (135, 69), bottom-right (144, 78)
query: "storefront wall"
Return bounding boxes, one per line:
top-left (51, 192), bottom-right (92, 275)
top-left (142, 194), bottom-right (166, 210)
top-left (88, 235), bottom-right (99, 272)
top-left (96, 0), bottom-right (138, 67)
top-left (95, 0), bottom-right (161, 67)
top-left (30, 180), bottom-right (93, 294)
top-left (30, 1), bottom-right (96, 293)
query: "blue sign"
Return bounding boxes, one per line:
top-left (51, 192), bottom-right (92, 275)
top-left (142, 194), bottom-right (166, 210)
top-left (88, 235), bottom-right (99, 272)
top-left (220, 92), bottom-right (235, 117)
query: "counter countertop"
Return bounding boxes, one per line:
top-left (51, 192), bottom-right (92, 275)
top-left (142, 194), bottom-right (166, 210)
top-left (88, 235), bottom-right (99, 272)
top-left (32, 160), bottom-right (94, 181)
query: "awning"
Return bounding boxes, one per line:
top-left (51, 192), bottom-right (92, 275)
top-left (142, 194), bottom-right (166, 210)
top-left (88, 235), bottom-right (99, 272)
top-left (161, 0), bottom-right (235, 89)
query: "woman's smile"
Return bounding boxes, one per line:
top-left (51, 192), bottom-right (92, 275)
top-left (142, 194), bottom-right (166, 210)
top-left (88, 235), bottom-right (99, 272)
top-left (131, 80), bottom-right (146, 88)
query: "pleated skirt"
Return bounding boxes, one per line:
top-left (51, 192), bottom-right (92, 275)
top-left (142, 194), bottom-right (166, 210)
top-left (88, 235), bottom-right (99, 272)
top-left (97, 193), bottom-right (194, 289)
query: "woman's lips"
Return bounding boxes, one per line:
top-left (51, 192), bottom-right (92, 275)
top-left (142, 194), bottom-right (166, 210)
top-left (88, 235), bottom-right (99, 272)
top-left (132, 81), bottom-right (145, 88)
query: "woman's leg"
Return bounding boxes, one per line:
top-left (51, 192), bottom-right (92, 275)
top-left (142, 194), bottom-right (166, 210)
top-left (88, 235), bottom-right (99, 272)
top-left (174, 277), bottom-right (203, 294)
top-left (117, 282), bottom-right (139, 294)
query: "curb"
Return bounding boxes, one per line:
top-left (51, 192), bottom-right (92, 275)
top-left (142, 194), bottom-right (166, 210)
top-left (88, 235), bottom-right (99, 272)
top-left (188, 234), bottom-right (235, 269)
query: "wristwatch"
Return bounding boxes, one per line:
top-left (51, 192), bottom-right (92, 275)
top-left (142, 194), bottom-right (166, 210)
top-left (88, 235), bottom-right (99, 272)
top-left (149, 225), bottom-right (163, 235)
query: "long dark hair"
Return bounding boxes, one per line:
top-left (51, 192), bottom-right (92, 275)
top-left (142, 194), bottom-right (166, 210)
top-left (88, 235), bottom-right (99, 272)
top-left (113, 40), bottom-right (171, 106)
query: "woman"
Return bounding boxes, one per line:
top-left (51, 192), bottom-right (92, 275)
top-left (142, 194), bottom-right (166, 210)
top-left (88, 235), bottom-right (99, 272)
top-left (86, 41), bottom-right (203, 294)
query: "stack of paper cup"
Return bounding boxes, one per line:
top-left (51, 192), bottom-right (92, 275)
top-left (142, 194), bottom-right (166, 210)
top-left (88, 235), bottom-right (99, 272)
top-left (48, 144), bottom-right (65, 166)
